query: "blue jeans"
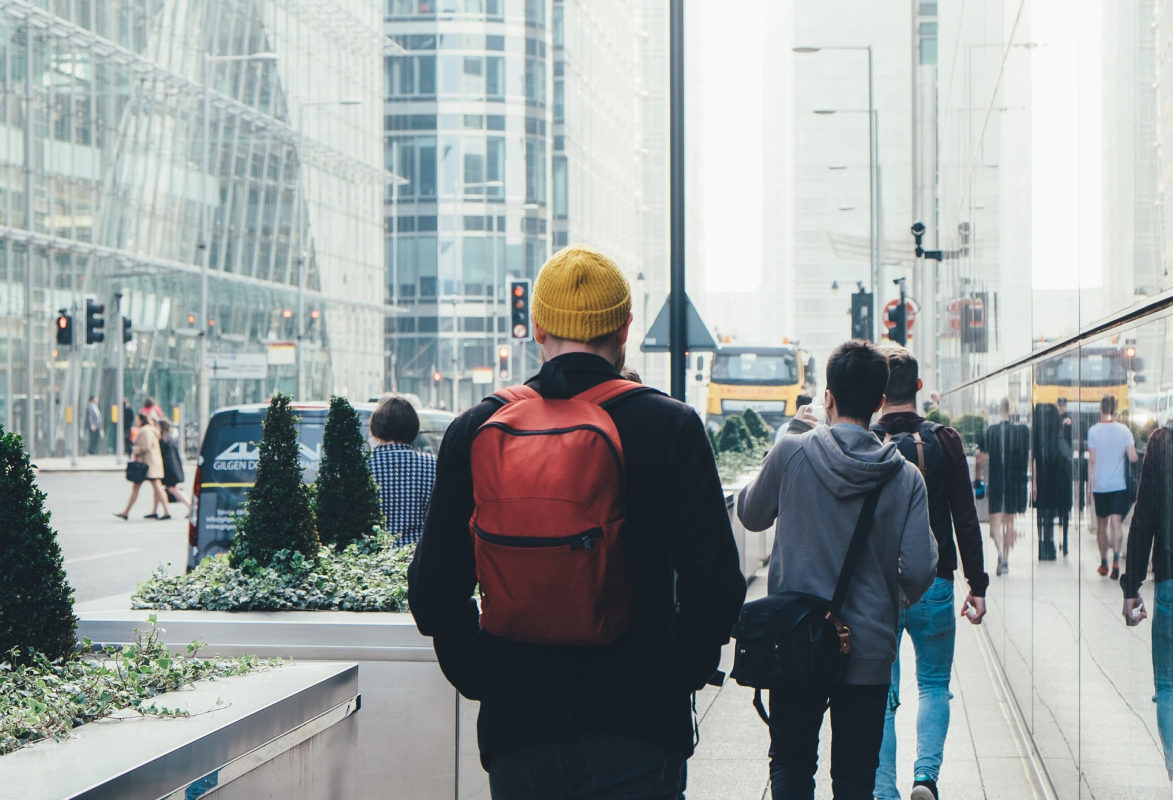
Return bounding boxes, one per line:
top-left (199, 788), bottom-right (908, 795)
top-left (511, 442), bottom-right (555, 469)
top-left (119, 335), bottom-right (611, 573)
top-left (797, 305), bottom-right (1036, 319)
top-left (1154, 580), bottom-right (1173, 780)
top-left (874, 577), bottom-right (957, 798)
top-left (487, 734), bottom-right (686, 800)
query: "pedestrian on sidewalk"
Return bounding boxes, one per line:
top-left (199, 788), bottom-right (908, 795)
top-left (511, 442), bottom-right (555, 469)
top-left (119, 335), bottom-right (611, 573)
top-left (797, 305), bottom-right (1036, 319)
top-left (114, 413), bottom-right (170, 520)
top-left (158, 418), bottom-right (190, 511)
top-left (408, 245), bottom-right (746, 799)
top-left (870, 347), bottom-right (988, 800)
top-left (121, 399), bottom-right (134, 457)
top-left (368, 394), bottom-right (436, 547)
top-left (1032, 402), bottom-right (1074, 559)
top-left (1121, 419), bottom-right (1173, 781)
top-left (86, 396), bottom-right (102, 455)
top-left (974, 398), bottom-right (1030, 577)
top-left (738, 340), bottom-right (937, 800)
top-left (1090, 394), bottom-right (1138, 580)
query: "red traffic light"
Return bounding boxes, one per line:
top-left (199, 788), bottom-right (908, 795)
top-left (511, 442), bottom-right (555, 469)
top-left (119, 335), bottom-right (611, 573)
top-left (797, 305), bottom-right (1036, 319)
top-left (282, 309), bottom-right (293, 319)
top-left (513, 285), bottom-right (525, 297)
top-left (1125, 346), bottom-right (1137, 359)
top-left (432, 370), bottom-right (442, 382)
top-left (498, 346), bottom-right (510, 359)
top-left (57, 316), bottom-right (68, 329)
top-left (187, 314), bottom-right (196, 324)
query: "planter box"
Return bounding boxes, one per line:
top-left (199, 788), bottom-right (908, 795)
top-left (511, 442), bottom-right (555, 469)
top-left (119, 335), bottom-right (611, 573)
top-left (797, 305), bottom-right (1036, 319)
top-left (0, 661), bottom-right (358, 800)
top-left (76, 601), bottom-right (487, 800)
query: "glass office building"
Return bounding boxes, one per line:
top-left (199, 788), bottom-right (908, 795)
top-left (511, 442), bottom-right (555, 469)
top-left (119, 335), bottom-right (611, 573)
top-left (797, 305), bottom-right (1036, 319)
top-left (928, 0), bottom-right (1173, 794)
top-left (384, 0), bottom-right (667, 405)
top-left (0, 0), bottom-right (387, 456)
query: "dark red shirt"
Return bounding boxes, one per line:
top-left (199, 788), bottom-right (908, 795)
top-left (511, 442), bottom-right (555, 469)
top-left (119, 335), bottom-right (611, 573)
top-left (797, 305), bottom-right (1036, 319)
top-left (876, 411), bottom-right (989, 597)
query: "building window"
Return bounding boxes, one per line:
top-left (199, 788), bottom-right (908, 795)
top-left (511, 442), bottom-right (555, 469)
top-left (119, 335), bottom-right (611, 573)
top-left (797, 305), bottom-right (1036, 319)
top-left (526, 138), bottom-right (546, 203)
top-left (486, 56), bottom-right (504, 98)
top-left (553, 156), bottom-right (568, 219)
top-left (553, 80), bottom-right (564, 123)
top-left (525, 0), bottom-right (545, 27)
top-left (553, 4), bottom-right (564, 48)
top-left (524, 58), bottom-right (545, 105)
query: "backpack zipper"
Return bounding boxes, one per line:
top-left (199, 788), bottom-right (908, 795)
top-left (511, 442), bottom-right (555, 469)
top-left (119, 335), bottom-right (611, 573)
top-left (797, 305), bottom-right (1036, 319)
top-left (475, 525), bottom-right (604, 551)
top-left (478, 422), bottom-right (624, 479)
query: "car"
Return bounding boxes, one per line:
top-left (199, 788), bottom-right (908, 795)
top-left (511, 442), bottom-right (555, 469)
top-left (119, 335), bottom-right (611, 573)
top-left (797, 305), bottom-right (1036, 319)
top-left (186, 399), bottom-right (454, 570)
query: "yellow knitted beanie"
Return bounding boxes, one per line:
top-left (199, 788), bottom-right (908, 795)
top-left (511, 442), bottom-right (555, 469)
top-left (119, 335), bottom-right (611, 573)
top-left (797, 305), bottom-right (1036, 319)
top-left (531, 245), bottom-right (632, 342)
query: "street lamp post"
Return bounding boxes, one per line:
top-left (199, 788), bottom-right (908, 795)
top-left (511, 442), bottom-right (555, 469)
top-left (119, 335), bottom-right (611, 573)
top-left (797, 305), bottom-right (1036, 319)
top-left (293, 97), bottom-right (364, 400)
top-left (795, 45), bottom-right (877, 339)
top-left (199, 51), bottom-right (278, 439)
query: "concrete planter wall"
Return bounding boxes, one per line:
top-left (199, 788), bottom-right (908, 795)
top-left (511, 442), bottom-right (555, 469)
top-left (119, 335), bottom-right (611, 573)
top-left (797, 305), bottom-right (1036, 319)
top-left (74, 490), bottom-right (755, 800)
top-left (0, 661), bottom-right (358, 800)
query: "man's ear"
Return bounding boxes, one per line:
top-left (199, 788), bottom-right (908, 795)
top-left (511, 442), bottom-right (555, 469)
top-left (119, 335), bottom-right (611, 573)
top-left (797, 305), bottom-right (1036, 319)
top-left (615, 313), bottom-right (633, 346)
top-left (533, 322), bottom-right (547, 344)
top-left (917, 378), bottom-right (923, 392)
top-left (873, 394), bottom-right (887, 414)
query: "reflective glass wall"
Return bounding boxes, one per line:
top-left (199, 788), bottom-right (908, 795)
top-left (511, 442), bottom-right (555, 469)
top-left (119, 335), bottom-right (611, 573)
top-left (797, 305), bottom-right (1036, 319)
top-left (933, 1), bottom-right (1173, 794)
top-left (0, 0), bottom-right (385, 456)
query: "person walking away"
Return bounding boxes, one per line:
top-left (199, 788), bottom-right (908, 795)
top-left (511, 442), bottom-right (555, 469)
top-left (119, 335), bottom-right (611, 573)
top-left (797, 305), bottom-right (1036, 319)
top-left (158, 418), bottom-right (190, 511)
top-left (1089, 394), bottom-right (1138, 579)
top-left (121, 399), bottom-right (134, 457)
top-left (86, 395), bottom-right (102, 455)
top-left (368, 395), bottom-right (436, 547)
top-left (408, 245), bottom-right (746, 799)
top-left (1121, 419), bottom-right (1173, 781)
top-left (141, 396), bottom-right (165, 422)
top-left (974, 399), bottom-right (1030, 576)
top-left (114, 413), bottom-right (170, 520)
top-left (870, 347), bottom-right (987, 800)
top-left (738, 340), bottom-right (937, 800)
top-left (1033, 403), bottom-right (1074, 559)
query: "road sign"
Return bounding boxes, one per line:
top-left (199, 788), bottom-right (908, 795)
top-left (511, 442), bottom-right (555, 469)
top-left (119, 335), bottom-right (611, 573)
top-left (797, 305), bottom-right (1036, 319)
top-left (267, 341), bottom-right (296, 365)
top-left (206, 353), bottom-right (268, 380)
top-left (641, 294), bottom-right (719, 352)
top-left (882, 298), bottom-right (917, 331)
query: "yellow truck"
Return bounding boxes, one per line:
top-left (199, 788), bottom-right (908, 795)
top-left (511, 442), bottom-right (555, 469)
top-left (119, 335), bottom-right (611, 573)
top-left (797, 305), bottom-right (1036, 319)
top-left (705, 345), bottom-right (817, 431)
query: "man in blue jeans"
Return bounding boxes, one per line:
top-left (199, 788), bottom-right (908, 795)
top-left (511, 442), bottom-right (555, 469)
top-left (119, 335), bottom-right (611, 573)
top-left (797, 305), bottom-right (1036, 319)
top-left (872, 348), bottom-right (988, 800)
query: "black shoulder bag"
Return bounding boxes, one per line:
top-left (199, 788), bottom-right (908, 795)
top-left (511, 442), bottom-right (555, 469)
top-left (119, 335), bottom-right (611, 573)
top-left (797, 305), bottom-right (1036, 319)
top-left (730, 485), bottom-right (884, 724)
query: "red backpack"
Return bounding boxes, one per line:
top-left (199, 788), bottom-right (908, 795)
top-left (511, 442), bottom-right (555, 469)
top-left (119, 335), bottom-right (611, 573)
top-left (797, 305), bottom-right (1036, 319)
top-left (469, 379), bottom-right (652, 646)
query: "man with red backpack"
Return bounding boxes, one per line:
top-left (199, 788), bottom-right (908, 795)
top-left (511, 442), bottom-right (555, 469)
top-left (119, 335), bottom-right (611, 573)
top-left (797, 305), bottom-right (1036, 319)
top-left (408, 245), bottom-right (746, 799)
top-left (871, 347), bottom-right (988, 800)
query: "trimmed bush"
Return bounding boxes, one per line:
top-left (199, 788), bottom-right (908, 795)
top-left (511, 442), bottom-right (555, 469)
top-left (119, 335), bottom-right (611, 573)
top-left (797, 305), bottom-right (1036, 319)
top-left (314, 396), bottom-right (383, 549)
top-left (230, 393), bottom-right (319, 570)
top-left (0, 428), bottom-right (76, 664)
top-left (925, 406), bottom-right (951, 428)
top-left (741, 407), bottom-right (772, 440)
top-left (954, 413), bottom-right (987, 455)
top-left (717, 415), bottom-right (754, 454)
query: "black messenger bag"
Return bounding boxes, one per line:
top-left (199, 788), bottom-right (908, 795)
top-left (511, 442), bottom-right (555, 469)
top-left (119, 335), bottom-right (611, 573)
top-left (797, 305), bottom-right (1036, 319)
top-left (730, 485), bottom-right (883, 724)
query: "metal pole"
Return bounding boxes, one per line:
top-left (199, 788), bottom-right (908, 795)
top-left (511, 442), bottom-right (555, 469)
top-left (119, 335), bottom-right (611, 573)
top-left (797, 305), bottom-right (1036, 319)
top-left (669, 0), bottom-right (686, 401)
top-left (866, 46), bottom-right (877, 341)
top-left (24, 24), bottom-right (35, 453)
top-left (70, 295), bottom-right (80, 467)
top-left (198, 54), bottom-right (210, 441)
top-left (295, 105), bottom-right (306, 400)
top-left (390, 139), bottom-right (399, 392)
top-left (114, 291), bottom-right (124, 465)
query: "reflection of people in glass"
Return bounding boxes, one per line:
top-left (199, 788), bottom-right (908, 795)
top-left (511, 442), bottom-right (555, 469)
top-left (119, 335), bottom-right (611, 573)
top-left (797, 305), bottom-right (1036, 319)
top-left (1032, 403), bottom-right (1073, 559)
top-left (1120, 421), bottom-right (1173, 781)
top-left (1089, 395), bottom-right (1139, 579)
top-left (975, 398), bottom-right (1030, 576)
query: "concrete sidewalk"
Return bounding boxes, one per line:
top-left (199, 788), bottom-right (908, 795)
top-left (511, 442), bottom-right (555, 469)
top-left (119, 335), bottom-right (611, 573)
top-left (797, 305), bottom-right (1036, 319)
top-left (687, 571), bottom-right (1041, 799)
top-left (32, 454), bottom-right (197, 473)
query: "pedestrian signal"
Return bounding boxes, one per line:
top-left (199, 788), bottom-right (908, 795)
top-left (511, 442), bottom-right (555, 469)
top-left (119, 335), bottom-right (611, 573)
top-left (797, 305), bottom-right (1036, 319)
top-left (122, 317), bottom-right (133, 344)
top-left (510, 279), bottom-right (532, 342)
top-left (850, 291), bottom-right (873, 341)
top-left (498, 345), bottom-right (510, 380)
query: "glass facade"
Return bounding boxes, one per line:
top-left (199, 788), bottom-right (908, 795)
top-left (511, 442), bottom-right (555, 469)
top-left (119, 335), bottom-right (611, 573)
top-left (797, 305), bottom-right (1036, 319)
top-left (929, 1), bottom-right (1173, 794)
top-left (384, 0), bottom-right (666, 404)
top-left (0, 0), bottom-right (386, 456)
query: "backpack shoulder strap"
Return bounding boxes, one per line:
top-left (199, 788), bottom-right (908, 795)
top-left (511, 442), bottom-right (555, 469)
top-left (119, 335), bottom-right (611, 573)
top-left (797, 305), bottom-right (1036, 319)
top-left (485, 385), bottom-right (542, 407)
top-left (574, 379), bottom-right (663, 408)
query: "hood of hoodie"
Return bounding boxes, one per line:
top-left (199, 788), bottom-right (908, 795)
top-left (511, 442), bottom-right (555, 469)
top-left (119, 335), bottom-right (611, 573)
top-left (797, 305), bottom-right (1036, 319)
top-left (804, 424), bottom-right (905, 498)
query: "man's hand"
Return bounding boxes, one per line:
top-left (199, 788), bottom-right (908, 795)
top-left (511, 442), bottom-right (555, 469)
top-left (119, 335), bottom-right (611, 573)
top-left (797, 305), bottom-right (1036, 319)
top-left (793, 404), bottom-right (821, 428)
top-left (1123, 596), bottom-right (1147, 626)
top-left (961, 593), bottom-right (986, 624)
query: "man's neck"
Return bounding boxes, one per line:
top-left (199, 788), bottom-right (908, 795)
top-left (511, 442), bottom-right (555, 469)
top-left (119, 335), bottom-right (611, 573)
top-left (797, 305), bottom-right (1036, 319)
top-left (1101, 415), bottom-right (1115, 423)
top-left (881, 400), bottom-right (918, 415)
top-left (831, 416), bottom-right (871, 430)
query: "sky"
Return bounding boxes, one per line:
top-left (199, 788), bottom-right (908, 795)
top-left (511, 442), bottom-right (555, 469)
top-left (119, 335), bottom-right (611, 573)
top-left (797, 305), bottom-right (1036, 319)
top-left (701, 0), bottom-right (765, 294)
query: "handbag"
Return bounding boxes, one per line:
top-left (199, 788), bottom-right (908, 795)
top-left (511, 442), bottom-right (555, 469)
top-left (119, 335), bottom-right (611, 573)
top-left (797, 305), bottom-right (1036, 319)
top-left (125, 461), bottom-right (149, 483)
top-left (730, 484), bottom-right (883, 724)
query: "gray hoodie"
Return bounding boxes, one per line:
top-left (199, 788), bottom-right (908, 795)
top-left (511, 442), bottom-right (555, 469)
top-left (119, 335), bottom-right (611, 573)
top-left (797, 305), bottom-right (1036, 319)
top-left (738, 423), bottom-right (938, 684)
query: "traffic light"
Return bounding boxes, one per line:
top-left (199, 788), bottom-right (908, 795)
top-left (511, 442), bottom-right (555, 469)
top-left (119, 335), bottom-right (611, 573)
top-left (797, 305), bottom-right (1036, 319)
top-left (55, 310), bottom-right (73, 346)
top-left (510, 279), bottom-right (532, 341)
top-left (498, 345), bottom-right (510, 380)
top-left (122, 317), bottom-right (133, 343)
top-left (432, 369), bottom-right (442, 384)
top-left (85, 298), bottom-right (105, 344)
top-left (850, 290), bottom-right (873, 341)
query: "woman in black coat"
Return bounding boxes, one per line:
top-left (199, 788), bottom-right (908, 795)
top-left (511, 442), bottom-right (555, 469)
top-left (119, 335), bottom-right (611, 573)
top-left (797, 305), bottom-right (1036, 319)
top-left (1033, 402), bottom-right (1074, 559)
top-left (158, 418), bottom-right (190, 511)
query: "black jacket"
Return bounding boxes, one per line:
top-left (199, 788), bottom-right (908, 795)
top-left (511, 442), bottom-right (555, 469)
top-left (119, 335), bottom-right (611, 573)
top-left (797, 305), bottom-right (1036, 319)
top-left (408, 353), bottom-right (746, 767)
